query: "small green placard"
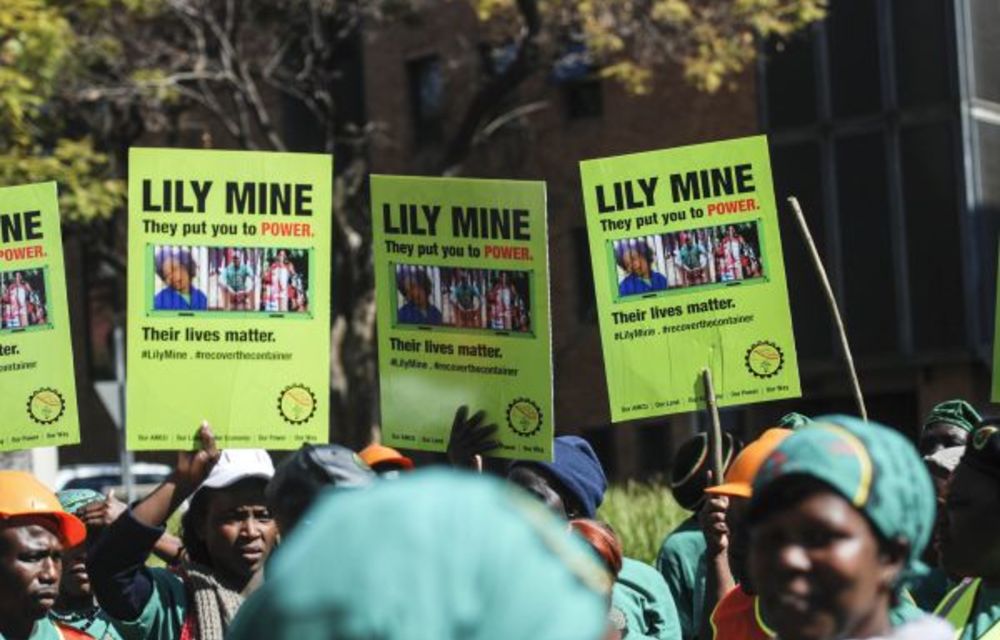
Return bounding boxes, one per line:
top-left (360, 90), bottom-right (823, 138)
top-left (0, 182), bottom-right (80, 451)
top-left (579, 135), bottom-right (801, 421)
top-left (126, 148), bottom-right (332, 449)
top-left (371, 175), bottom-right (553, 461)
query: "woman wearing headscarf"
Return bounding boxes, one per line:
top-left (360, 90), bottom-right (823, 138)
top-left (919, 399), bottom-right (980, 457)
top-left (746, 416), bottom-right (952, 640)
top-left (934, 423), bottom-right (1000, 638)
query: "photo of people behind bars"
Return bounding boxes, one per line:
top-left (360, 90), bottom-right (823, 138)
top-left (0, 268), bottom-right (49, 330)
top-left (151, 245), bottom-right (310, 313)
top-left (394, 264), bottom-right (531, 333)
top-left (612, 221), bottom-right (764, 298)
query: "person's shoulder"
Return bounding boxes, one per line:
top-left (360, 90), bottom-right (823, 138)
top-left (619, 557), bottom-right (671, 595)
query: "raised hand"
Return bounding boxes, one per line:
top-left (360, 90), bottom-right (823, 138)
top-left (446, 406), bottom-right (500, 471)
top-left (172, 421), bottom-right (220, 491)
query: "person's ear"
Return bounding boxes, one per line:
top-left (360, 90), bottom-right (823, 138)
top-left (877, 537), bottom-right (909, 591)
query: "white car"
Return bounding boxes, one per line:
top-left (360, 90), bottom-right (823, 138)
top-left (56, 462), bottom-right (172, 500)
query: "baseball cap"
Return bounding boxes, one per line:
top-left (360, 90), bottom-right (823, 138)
top-left (0, 471), bottom-right (86, 547)
top-left (359, 443), bottom-right (414, 471)
top-left (197, 449), bottom-right (275, 493)
top-left (705, 428), bottom-right (792, 498)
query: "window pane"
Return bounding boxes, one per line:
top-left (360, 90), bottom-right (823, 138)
top-left (770, 142), bottom-right (833, 359)
top-left (901, 123), bottom-right (964, 349)
top-left (970, 0), bottom-right (1000, 103)
top-left (893, 0), bottom-right (953, 108)
top-left (764, 31), bottom-right (818, 129)
top-left (406, 55), bottom-right (444, 146)
top-left (828, 0), bottom-right (882, 118)
top-left (836, 133), bottom-right (898, 354)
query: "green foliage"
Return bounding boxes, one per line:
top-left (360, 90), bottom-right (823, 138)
top-left (0, 0), bottom-right (126, 222)
top-left (598, 481), bottom-right (690, 565)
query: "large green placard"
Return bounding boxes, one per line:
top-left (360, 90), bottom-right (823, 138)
top-left (127, 148), bottom-right (332, 449)
top-left (580, 135), bottom-right (800, 421)
top-left (371, 175), bottom-right (552, 461)
top-left (0, 182), bottom-right (80, 450)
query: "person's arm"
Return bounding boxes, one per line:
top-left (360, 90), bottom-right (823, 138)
top-left (699, 494), bottom-right (734, 640)
top-left (87, 424), bottom-right (219, 620)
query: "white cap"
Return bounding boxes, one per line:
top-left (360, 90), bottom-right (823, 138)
top-left (199, 449), bottom-right (275, 491)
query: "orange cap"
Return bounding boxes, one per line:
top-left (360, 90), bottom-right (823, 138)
top-left (0, 471), bottom-right (86, 547)
top-left (704, 428), bottom-right (792, 498)
top-left (359, 444), bottom-right (414, 471)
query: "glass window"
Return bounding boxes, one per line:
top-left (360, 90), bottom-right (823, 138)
top-left (764, 31), bottom-right (818, 129)
top-left (828, 0), bottom-right (882, 118)
top-left (406, 55), bottom-right (444, 146)
top-left (970, 0), bottom-right (1000, 103)
top-left (836, 133), bottom-right (898, 354)
top-left (901, 123), bottom-right (965, 349)
top-left (771, 142), bottom-right (834, 359)
top-left (893, 0), bottom-right (953, 108)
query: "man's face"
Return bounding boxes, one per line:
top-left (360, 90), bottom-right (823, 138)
top-left (200, 480), bottom-right (278, 585)
top-left (507, 466), bottom-right (568, 519)
top-left (0, 518), bottom-right (63, 624)
top-left (940, 464), bottom-right (1000, 579)
top-left (60, 543), bottom-right (91, 600)
top-left (14, 273), bottom-right (22, 284)
top-left (233, 253), bottom-right (243, 267)
top-left (918, 423), bottom-right (968, 457)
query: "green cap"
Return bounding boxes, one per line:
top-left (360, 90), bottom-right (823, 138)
top-left (228, 469), bottom-right (609, 640)
top-left (752, 415), bottom-right (935, 582)
top-left (776, 412), bottom-right (813, 430)
top-left (922, 399), bottom-right (981, 435)
top-left (56, 489), bottom-right (103, 515)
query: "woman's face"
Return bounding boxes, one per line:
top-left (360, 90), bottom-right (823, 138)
top-left (940, 464), bottom-right (1000, 580)
top-left (918, 423), bottom-right (968, 457)
top-left (749, 490), bottom-right (901, 640)
top-left (404, 278), bottom-right (428, 307)
top-left (198, 480), bottom-right (278, 586)
top-left (162, 257), bottom-right (191, 293)
top-left (624, 250), bottom-right (650, 278)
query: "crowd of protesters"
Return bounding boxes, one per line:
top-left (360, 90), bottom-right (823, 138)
top-left (2, 400), bottom-right (999, 640)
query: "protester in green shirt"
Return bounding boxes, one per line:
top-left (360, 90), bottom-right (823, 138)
top-left (748, 416), bottom-right (951, 640)
top-left (87, 425), bottom-right (277, 640)
top-left (508, 436), bottom-right (682, 639)
top-left (0, 471), bottom-right (88, 640)
top-left (228, 469), bottom-right (610, 640)
top-left (935, 423), bottom-right (1000, 639)
top-left (219, 251), bottom-right (254, 310)
top-left (656, 432), bottom-right (739, 640)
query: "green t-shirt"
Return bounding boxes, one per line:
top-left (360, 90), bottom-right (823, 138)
top-left (50, 608), bottom-right (125, 640)
top-left (1, 618), bottom-right (67, 640)
top-left (656, 516), bottom-right (705, 640)
top-left (108, 568), bottom-right (187, 640)
top-left (679, 245), bottom-right (704, 270)
top-left (222, 263), bottom-right (253, 292)
top-left (613, 557), bottom-right (682, 640)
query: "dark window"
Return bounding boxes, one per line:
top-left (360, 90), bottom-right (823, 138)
top-left (836, 134), bottom-right (898, 354)
top-left (771, 142), bottom-right (834, 359)
top-left (764, 31), bottom-right (818, 129)
top-left (901, 122), bottom-right (965, 349)
top-left (893, 0), bottom-right (952, 108)
top-left (978, 121), bottom-right (1000, 211)
top-left (828, 0), bottom-right (882, 118)
top-left (406, 55), bottom-right (444, 146)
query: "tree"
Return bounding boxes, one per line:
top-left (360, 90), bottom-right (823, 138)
top-left (0, 0), bottom-right (824, 452)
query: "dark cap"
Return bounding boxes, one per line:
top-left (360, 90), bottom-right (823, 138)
top-left (963, 425), bottom-right (1000, 482)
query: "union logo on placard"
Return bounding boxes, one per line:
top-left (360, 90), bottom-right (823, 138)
top-left (745, 341), bottom-right (784, 379)
top-left (27, 388), bottom-right (65, 425)
top-left (277, 384), bottom-right (317, 425)
top-left (507, 398), bottom-right (543, 437)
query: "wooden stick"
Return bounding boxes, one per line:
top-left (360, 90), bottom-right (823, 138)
top-left (787, 196), bottom-right (868, 421)
top-left (702, 368), bottom-right (724, 485)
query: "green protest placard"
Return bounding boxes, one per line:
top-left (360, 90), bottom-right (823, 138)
top-left (579, 135), bottom-right (800, 421)
top-left (127, 148), bottom-right (332, 449)
top-left (371, 175), bottom-right (552, 460)
top-left (0, 182), bottom-right (79, 451)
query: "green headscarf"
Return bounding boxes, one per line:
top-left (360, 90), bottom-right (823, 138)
top-left (228, 469), bottom-right (609, 640)
top-left (56, 488), bottom-right (103, 515)
top-left (752, 415), bottom-right (936, 583)
top-left (776, 412), bottom-right (813, 430)
top-left (922, 399), bottom-right (981, 435)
